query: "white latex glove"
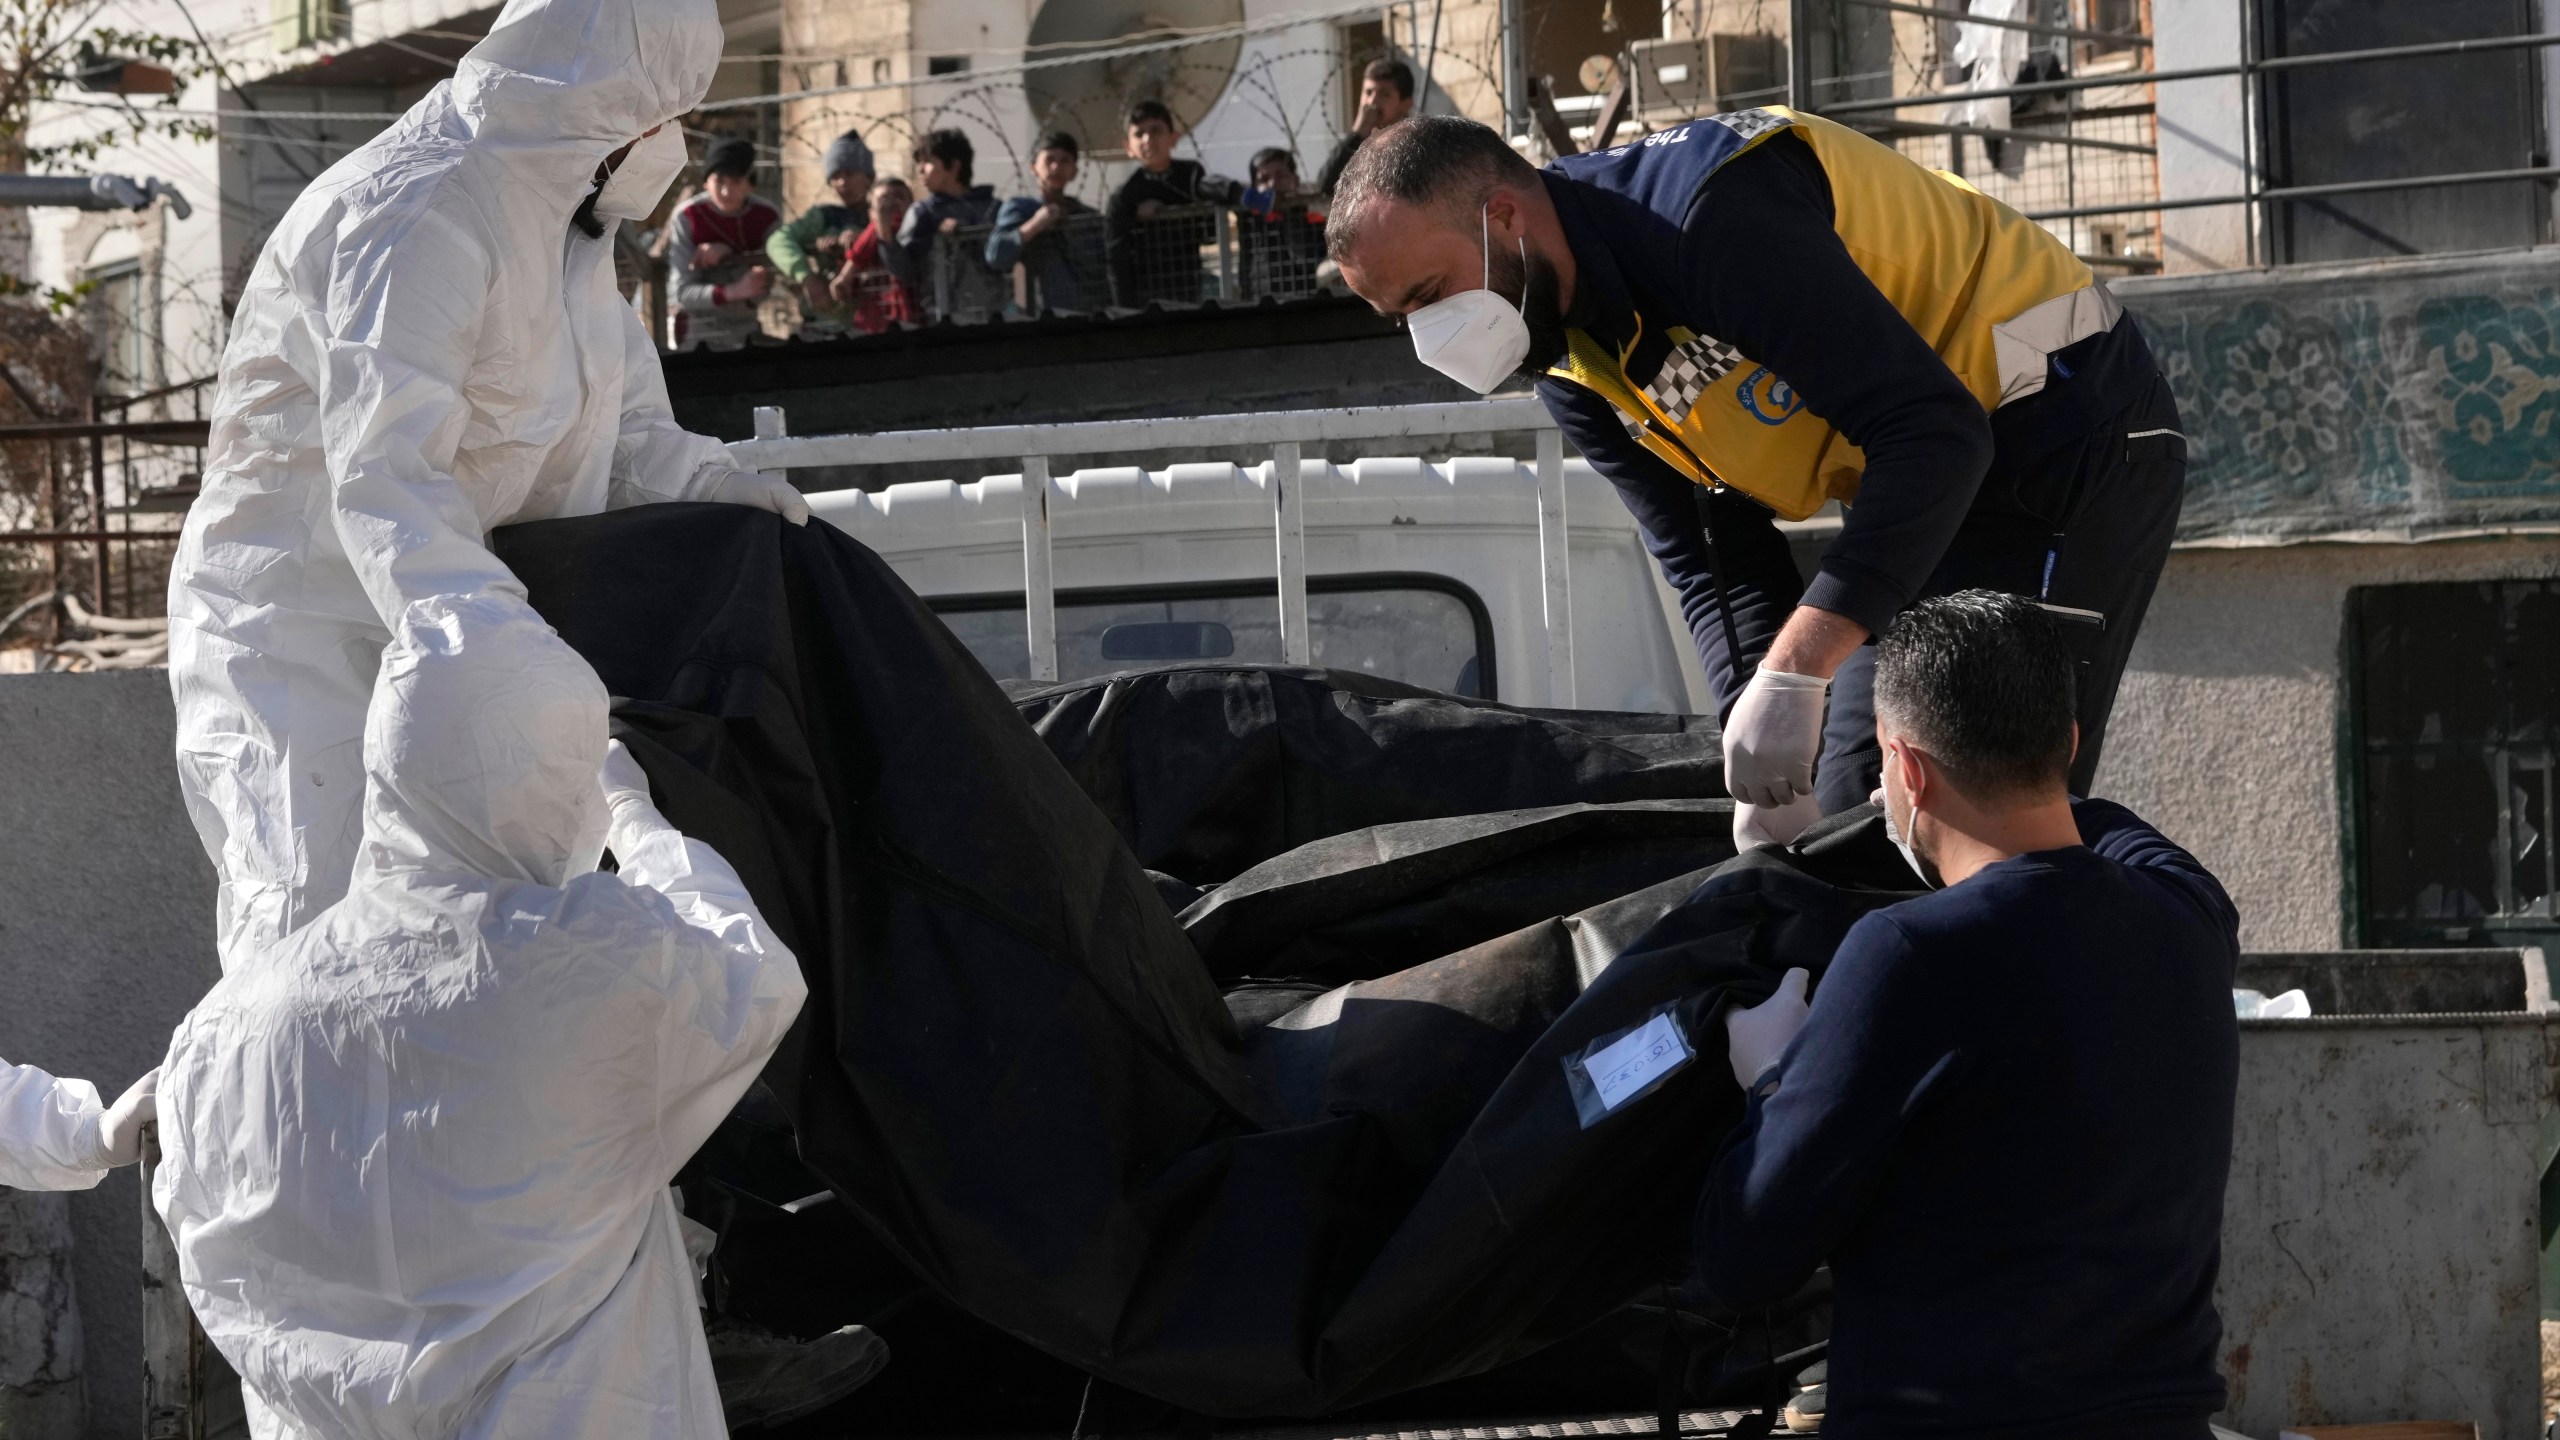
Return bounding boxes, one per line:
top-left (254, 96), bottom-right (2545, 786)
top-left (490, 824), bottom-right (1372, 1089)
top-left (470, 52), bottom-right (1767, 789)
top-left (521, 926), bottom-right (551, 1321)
top-left (1725, 968), bottom-right (1811, 1090)
top-left (697, 469), bottom-right (810, 526)
top-left (600, 739), bottom-right (657, 826)
top-left (1723, 668), bottom-right (1829, 808)
top-left (1733, 794), bottom-right (1822, 851)
top-left (92, 1066), bottom-right (159, 1168)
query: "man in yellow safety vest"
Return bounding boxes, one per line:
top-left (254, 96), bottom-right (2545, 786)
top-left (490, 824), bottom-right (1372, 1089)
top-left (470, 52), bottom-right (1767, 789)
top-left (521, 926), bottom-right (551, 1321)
top-left (1328, 110), bottom-right (2185, 849)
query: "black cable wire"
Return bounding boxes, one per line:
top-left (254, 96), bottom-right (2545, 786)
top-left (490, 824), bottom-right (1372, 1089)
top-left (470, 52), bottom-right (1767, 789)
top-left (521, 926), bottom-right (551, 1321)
top-left (1694, 485), bottom-right (1755, 702)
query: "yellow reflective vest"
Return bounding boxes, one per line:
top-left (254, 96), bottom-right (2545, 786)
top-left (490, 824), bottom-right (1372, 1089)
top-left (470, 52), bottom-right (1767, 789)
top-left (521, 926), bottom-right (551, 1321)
top-left (1546, 107), bottom-right (2119, 521)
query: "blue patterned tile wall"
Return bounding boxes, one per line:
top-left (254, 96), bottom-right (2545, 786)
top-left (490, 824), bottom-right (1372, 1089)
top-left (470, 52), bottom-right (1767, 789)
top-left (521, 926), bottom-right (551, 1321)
top-left (2120, 248), bottom-right (2560, 541)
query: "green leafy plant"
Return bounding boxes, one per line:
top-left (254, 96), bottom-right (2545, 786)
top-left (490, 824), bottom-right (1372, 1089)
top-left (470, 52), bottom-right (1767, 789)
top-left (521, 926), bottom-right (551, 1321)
top-left (0, 1), bottom-right (213, 171)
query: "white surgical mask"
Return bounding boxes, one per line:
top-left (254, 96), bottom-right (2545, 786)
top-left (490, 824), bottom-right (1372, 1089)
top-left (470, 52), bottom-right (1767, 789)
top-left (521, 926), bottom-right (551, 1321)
top-left (1881, 771), bottom-right (1938, 890)
top-left (1406, 204), bottom-right (1532, 395)
top-left (595, 126), bottom-right (688, 222)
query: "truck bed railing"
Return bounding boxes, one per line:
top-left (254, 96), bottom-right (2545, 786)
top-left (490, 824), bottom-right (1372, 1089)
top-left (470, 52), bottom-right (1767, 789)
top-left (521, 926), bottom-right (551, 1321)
top-left (724, 399), bottom-right (1580, 705)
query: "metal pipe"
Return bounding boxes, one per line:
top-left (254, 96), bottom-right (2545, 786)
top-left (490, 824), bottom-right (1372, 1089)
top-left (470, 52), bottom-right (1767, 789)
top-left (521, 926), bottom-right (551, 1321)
top-left (1814, 28), bottom-right (2560, 115)
top-left (2020, 164), bottom-right (2560, 221)
top-left (1837, 0), bottom-right (2150, 48)
top-left (728, 398), bottom-right (1557, 473)
top-left (93, 374), bottom-right (212, 414)
top-left (1423, 0), bottom-right (1444, 111)
top-left (1788, 0), bottom-right (1817, 112)
top-left (751, 406), bottom-right (789, 507)
top-left (2238, 0), bottom-right (2264, 265)
top-left (1271, 442), bottom-right (1310, 666)
top-left (139, 1130), bottom-right (206, 1440)
top-left (1500, 0), bottom-right (1528, 138)
top-left (0, 173), bottom-right (191, 219)
top-left (1020, 455), bottom-right (1057, 682)
top-left (1534, 428), bottom-right (1574, 707)
top-left (0, 419), bottom-right (209, 443)
top-left (1852, 116), bottom-right (2155, 153)
top-left (89, 426), bottom-right (109, 608)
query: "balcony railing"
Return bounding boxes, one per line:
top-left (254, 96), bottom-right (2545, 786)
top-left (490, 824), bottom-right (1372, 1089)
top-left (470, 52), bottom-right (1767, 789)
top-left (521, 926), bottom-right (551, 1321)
top-left (1777, 0), bottom-right (2560, 269)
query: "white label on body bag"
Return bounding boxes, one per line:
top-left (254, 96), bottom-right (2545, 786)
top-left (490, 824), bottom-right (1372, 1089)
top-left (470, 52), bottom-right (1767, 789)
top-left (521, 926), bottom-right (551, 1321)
top-left (1564, 1008), bottom-right (1695, 1128)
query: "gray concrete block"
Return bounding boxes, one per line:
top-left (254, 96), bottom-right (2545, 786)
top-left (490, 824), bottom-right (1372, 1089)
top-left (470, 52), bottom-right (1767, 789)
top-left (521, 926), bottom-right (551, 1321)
top-left (0, 1187), bottom-right (86, 1438)
top-left (0, 671), bottom-right (219, 1440)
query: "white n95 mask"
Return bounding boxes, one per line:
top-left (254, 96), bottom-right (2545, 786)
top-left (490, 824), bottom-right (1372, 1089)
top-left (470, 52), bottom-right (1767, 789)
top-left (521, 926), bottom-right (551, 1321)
top-left (1407, 204), bottom-right (1532, 395)
top-left (1881, 784), bottom-right (1938, 890)
top-left (595, 126), bottom-right (688, 222)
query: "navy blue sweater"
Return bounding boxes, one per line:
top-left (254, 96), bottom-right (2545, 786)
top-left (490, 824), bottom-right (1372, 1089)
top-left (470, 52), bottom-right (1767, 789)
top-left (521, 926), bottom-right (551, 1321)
top-left (1695, 800), bottom-right (2239, 1438)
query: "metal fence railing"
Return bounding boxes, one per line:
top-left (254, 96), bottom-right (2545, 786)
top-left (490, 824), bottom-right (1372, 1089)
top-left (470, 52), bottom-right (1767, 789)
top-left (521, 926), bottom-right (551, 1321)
top-left (1773, 0), bottom-right (2560, 271)
top-left (904, 199), bottom-right (1334, 329)
top-left (0, 408), bottom-right (201, 668)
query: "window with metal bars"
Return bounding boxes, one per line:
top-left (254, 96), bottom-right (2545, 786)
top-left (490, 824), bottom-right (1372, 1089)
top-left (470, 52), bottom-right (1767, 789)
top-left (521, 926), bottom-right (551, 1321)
top-left (2257, 0), bottom-right (2547, 262)
top-left (2349, 578), bottom-right (2559, 951)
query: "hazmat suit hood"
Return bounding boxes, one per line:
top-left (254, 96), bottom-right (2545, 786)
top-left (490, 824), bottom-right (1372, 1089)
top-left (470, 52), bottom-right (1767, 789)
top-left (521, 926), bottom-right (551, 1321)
top-left (154, 591), bottom-right (805, 1440)
top-left (353, 595), bottom-right (611, 889)
top-left (449, 0), bottom-right (723, 208)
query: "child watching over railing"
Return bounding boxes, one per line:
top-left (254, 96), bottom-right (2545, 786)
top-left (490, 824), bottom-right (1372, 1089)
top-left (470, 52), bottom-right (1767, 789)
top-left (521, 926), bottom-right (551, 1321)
top-left (668, 136), bottom-right (781, 350)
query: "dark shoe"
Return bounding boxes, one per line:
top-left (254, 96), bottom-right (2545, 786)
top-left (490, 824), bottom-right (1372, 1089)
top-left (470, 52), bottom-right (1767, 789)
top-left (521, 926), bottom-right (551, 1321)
top-left (1783, 1380), bottom-right (1825, 1433)
top-left (708, 1318), bottom-right (891, 1432)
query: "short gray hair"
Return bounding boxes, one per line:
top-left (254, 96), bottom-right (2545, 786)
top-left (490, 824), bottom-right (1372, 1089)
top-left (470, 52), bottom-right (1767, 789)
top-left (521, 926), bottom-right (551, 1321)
top-left (1326, 115), bottom-right (1540, 262)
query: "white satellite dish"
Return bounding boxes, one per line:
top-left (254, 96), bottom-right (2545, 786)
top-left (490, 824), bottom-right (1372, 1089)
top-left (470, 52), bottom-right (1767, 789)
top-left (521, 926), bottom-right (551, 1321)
top-left (1023, 0), bottom-right (1246, 151)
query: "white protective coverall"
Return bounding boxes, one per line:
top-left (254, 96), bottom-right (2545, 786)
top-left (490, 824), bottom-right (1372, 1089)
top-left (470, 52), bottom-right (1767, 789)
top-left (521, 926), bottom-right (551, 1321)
top-left (170, 0), bottom-right (801, 968)
top-left (154, 593), bottom-right (807, 1440)
top-left (0, 1061), bottom-right (117, 1190)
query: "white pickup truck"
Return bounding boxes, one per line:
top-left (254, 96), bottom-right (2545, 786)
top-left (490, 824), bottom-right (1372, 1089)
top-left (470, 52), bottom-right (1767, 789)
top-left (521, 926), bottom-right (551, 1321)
top-left (767, 398), bottom-right (1828, 716)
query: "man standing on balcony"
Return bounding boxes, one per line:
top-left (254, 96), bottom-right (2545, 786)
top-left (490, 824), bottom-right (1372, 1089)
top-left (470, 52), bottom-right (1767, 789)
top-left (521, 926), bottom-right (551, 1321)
top-left (988, 131), bottom-right (1108, 314)
top-left (1325, 112), bottom-right (2186, 848)
top-left (1317, 58), bottom-right (1417, 197)
top-left (890, 129), bottom-right (1005, 321)
top-left (1106, 100), bottom-right (1258, 307)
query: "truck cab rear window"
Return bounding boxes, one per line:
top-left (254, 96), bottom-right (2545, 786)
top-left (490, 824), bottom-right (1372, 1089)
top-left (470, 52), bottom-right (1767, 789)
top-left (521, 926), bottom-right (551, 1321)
top-left (932, 578), bottom-right (1493, 698)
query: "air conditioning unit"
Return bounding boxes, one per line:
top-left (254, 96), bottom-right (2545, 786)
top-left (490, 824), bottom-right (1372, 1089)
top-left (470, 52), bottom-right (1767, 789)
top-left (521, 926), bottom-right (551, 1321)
top-left (1629, 33), bottom-right (1786, 121)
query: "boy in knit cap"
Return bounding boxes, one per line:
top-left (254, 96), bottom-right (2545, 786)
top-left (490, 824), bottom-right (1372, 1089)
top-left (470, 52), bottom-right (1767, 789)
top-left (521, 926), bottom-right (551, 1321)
top-left (768, 129), bottom-right (876, 333)
top-left (668, 135), bottom-right (782, 349)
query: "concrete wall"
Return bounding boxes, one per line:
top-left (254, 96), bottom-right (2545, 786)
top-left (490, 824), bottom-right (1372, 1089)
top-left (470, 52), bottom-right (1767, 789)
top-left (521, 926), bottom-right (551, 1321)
top-left (2098, 533), bottom-right (2560, 952)
top-left (2150, 0), bottom-right (2251, 273)
top-left (0, 671), bottom-right (219, 1440)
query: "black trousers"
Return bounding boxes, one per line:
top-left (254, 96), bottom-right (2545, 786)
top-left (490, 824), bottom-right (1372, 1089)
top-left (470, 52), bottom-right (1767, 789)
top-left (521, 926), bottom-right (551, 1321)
top-left (1811, 373), bottom-right (2188, 812)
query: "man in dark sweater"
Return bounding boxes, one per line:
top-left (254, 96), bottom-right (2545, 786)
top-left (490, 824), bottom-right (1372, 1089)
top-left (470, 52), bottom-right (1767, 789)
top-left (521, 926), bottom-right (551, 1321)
top-left (1701, 591), bottom-right (2240, 1439)
top-left (1325, 115), bottom-right (2184, 852)
top-left (1106, 99), bottom-right (1252, 307)
top-left (988, 130), bottom-right (1108, 313)
top-left (889, 127), bottom-right (1005, 321)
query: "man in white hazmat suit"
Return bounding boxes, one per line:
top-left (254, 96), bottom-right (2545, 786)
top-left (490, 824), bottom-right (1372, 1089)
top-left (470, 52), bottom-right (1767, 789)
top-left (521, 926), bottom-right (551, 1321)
top-left (154, 593), bottom-right (815, 1439)
top-left (169, 0), bottom-right (806, 969)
